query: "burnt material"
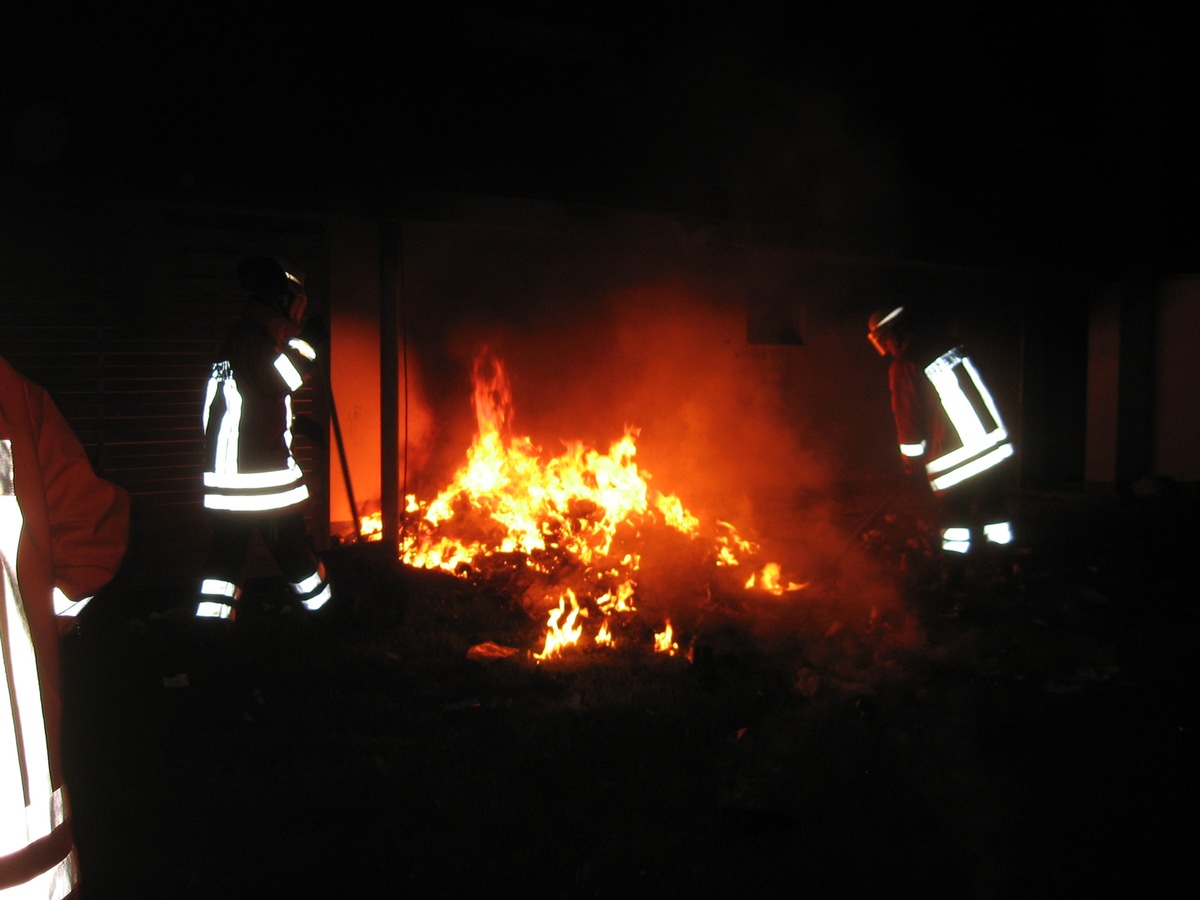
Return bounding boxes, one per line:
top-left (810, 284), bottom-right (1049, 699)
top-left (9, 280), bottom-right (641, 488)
top-left (59, 492), bottom-right (1195, 897)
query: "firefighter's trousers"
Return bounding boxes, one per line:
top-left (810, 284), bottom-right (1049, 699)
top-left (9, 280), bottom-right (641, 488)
top-left (195, 509), bottom-right (331, 620)
top-left (936, 464), bottom-right (1014, 557)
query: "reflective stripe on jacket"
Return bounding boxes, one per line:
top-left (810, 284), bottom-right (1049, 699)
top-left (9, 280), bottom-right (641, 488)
top-left (920, 347), bottom-right (1012, 493)
top-left (202, 303), bottom-right (317, 513)
top-left (889, 343), bottom-right (1012, 494)
top-left (1, 356), bottom-right (130, 899)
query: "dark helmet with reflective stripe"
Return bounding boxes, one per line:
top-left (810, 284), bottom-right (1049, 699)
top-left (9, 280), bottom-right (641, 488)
top-left (867, 305), bottom-right (905, 356)
top-left (237, 256), bottom-right (305, 299)
top-left (237, 256), bottom-right (308, 323)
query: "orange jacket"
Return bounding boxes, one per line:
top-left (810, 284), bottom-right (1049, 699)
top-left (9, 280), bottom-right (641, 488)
top-left (1, 355), bottom-right (129, 899)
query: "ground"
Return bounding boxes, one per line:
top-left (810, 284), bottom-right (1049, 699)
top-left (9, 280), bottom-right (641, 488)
top-left (59, 484), bottom-right (1194, 899)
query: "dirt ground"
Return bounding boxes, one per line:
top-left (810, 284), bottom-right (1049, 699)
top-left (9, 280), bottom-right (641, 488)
top-left (58, 484), bottom-right (1195, 899)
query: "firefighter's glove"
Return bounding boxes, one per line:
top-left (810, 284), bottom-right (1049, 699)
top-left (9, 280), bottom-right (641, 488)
top-left (299, 314), bottom-right (329, 346)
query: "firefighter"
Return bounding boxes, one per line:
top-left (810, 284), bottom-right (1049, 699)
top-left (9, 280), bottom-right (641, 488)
top-left (867, 304), bottom-right (1015, 573)
top-left (2, 353), bottom-right (130, 899)
top-left (194, 257), bottom-right (331, 629)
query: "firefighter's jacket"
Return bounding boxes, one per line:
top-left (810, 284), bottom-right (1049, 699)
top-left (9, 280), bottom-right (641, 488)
top-left (202, 301), bottom-right (319, 513)
top-left (888, 339), bottom-right (1013, 495)
top-left (1, 355), bottom-right (130, 899)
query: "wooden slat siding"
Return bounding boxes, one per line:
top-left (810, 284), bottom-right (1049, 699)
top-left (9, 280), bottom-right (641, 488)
top-left (1, 201), bottom-right (331, 610)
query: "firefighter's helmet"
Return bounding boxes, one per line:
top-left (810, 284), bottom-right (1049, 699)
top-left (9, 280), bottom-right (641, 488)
top-left (236, 256), bottom-right (306, 300)
top-left (867, 305), bottom-right (905, 356)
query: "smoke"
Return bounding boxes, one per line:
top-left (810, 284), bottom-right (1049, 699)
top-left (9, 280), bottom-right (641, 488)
top-left (434, 279), bottom-right (818, 512)
top-left (419, 267), bottom-right (905, 619)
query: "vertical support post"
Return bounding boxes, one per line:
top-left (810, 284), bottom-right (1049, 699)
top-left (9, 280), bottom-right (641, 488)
top-left (380, 219), bottom-right (401, 551)
top-left (1114, 147), bottom-right (1162, 489)
top-left (1114, 277), bottom-right (1156, 486)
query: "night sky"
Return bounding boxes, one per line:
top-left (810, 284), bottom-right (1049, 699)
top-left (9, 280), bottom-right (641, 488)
top-left (4, 3), bottom-right (1195, 273)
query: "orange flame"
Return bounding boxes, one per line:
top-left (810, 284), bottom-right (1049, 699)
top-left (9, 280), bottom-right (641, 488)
top-left (744, 561), bottom-right (811, 596)
top-left (358, 514), bottom-right (382, 540)
top-left (595, 620), bottom-right (614, 647)
top-left (368, 348), bottom-right (801, 655)
top-left (654, 620), bottom-right (679, 656)
top-left (533, 588), bottom-right (584, 661)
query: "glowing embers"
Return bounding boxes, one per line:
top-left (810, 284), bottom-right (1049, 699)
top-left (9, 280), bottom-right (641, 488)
top-left (743, 561), bottom-right (809, 596)
top-left (381, 348), bottom-right (804, 658)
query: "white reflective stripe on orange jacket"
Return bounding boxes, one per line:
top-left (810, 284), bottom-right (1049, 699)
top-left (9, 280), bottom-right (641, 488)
top-left (202, 370), bottom-right (310, 512)
top-left (2, 449), bottom-right (76, 900)
top-left (921, 348), bottom-right (1013, 493)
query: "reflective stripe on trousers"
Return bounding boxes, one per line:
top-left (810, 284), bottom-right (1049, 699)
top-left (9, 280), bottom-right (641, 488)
top-left (292, 566), bottom-right (331, 611)
top-left (941, 521), bottom-right (1014, 554)
top-left (196, 570), bottom-right (331, 617)
top-left (196, 578), bottom-right (241, 620)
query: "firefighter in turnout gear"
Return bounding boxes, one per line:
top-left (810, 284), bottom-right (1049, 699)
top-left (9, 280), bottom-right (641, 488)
top-left (867, 304), bottom-right (1015, 567)
top-left (2, 354), bottom-right (130, 899)
top-left (195, 257), bottom-right (331, 626)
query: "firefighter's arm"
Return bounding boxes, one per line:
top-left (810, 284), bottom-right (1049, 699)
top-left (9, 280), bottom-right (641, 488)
top-left (35, 390), bottom-right (130, 632)
top-left (899, 452), bottom-right (925, 477)
top-left (273, 330), bottom-right (321, 393)
top-left (235, 317), bottom-right (325, 397)
top-left (889, 360), bottom-right (927, 473)
top-left (276, 314), bottom-right (327, 390)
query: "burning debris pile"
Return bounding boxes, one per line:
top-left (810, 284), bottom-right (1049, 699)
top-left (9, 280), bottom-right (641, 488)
top-left (364, 349), bottom-right (807, 659)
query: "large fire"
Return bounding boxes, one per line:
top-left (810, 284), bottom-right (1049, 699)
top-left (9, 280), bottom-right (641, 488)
top-left (363, 349), bottom-right (806, 659)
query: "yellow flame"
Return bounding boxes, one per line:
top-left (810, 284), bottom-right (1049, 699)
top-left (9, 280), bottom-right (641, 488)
top-left (744, 562), bottom-right (811, 596)
top-left (397, 352), bottom-right (707, 584)
top-left (359, 514), bottom-right (382, 540)
top-left (534, 589), bottom-right (584, 661)
top-left (654, 620), bottom-right (679, 656)
top-left (596, 580), bottom-right (636, 615)
top-left (714, 520), bottom-right (759, 567)
top-left (365, 348), bottom-right (804, 656)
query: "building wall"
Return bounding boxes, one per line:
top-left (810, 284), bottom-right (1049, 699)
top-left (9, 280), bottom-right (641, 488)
top-left (1155, 278), bottom-right (1200, 482)
top-left (327, 216), bottom-right (382, 534)
top-left (0, 201), bottom-right (330, 608)
top-left (1085, 276), bottom-right (1200, 489)
top-left (1086, 287), bottom-right (1122, 485)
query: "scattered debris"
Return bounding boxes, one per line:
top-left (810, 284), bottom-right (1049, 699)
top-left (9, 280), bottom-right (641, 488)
top-left (467, 641), bottom-right (521, 660)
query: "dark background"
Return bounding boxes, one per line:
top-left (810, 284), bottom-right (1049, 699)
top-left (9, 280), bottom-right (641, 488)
top-left (5, 2), bottom-right (1195, 276)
